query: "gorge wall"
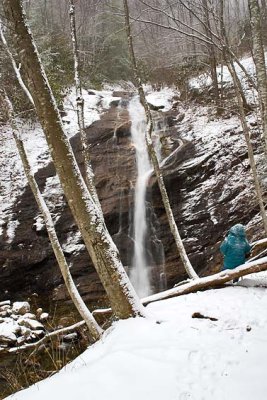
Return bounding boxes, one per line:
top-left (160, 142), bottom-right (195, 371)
top-left (0, 89), bottom-right (265, 305)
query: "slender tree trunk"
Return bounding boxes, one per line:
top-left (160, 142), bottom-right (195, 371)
top-left (248, 0), bottom-right (267, 154)
top-left (123, 0), bottom-right (198, 280)
top-left (189, 10), bottom-right (197, 65)
top-left (230, 50), bottom-right (257, 92)
top-left (219, 2), bottom-right (267, 233)
top-left (227, 60), bottom-right (267, 234)
top-left (260, 0), bottom-right (267, 39)
top-left (218, 0), bottom-right (252, 113)
top-left (202, 0), bottom-right (220, 113)
top-left (3, 0), bottom-right (146, 320)
top-left (0, 22), bottom-right (34, 105)
top-left (5, 95), bottom-right (103, 342)
top-left (69, 0), bottom-right (101, 210)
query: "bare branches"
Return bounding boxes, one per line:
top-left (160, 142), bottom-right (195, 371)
top-left (138, 0), bottom-right (221, 48)
top-left (0, 321), bottom-right (86, 355)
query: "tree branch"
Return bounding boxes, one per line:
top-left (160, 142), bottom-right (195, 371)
top-left (0, 321), bottom-right (86, 355)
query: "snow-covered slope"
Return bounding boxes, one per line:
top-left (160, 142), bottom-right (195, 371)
top-left (5, 279), bottom-right (267, 400)
top-left (0, 88), bottom-right (117, 240)
top-left (189, 53), bottom-right (262, 104)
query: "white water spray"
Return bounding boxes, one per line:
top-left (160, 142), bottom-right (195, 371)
top-left (129, 97), bottom-right (152, 297)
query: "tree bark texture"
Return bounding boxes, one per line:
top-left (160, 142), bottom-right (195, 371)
top-left (202, 0), bottom-right (220, 113)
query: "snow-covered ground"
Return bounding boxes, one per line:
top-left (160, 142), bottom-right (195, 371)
top-left (189, 53), bottom-right (262, 105)
top-left (62, 87), bottom-right (121, 138)
top-left (5, 278), bottom-right (267, 400)
top-left (145, 85), bottom-right (180, 112)
top-left (189, 53), bottom-right (258, 90)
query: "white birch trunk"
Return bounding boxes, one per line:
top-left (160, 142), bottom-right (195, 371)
top-left (226, 59), bottom-right (267, 235)
top-left (123, 0), bottom-right (198, 280)
top-left (5, 96), bottom-right (103, 342)
top-left (69, 1), bottom-right (101, 210)
top-left (219, 3), bottom-right (267, 235)
top-left (248, 0), bottom-right (267, 154)
top-left (0, 21), bottom-right (34, 105)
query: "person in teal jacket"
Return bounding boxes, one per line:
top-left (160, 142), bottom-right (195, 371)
top-left (220, 224), bottom-right (251, 272)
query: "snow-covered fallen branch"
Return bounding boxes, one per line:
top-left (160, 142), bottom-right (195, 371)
top-left (142, 256), bottom-right (267, 305)
top-left (92, 256), bottom-right (267, 318)
top-left (0, 321), bottom-right (86, 355)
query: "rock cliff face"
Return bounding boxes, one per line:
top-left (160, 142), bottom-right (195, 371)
top-left (0, 90), bottom-right (265, 304)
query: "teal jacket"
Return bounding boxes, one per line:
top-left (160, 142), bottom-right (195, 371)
top-left (220, 224), bottom-right (251, 270)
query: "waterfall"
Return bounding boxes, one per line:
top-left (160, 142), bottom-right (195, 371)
top-left (129, 97), bottom-right (152, 297)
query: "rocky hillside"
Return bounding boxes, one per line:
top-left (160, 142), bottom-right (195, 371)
top-left (0, 86), bottom-right (265, 305)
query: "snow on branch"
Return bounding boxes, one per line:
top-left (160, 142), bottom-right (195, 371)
top-left (92, 255), bottom-right (267, 318)
top-left (0, 321), bottom-right (86, 356)
top-left (142, 256), bottom-right (267, 305)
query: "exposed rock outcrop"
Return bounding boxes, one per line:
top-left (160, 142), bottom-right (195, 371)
top-left (0, 91), bottom-right (265, 304)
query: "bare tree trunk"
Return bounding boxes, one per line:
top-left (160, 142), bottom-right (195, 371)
top-left (3, 0), bottom-right (146, 320)
top-left (229, 50), bottom-right (258, 92)
top-left (0, 22), bottom-right (34, 105)
top-left (220, 56), bottom-right (267, 233)
top-left (248, 0), bottom-right (267, 154)
top-left (5, 95), bottom-right (102, 342)
top-left (228, 61), bottom-right (267, 233)
top-left (202, 0), bottom-right (220, 113)
top-left (189, 10), bottom-right (197, 64)
top-left (218, 1), bottom-right (252, 113)
top-left (123, 0), bottom-right (198, 280)
top-left (69, 0), bottom-right (101, 210)
top-left (218, 0), bottom-right (267, 234)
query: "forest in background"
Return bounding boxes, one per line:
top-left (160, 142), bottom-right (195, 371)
top-left (0, 0), bottom-right (263, 116)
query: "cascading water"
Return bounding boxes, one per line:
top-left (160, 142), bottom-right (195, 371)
top-left (129, 97), bottom-right (152, 297)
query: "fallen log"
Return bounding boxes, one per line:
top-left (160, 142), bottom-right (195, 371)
top-left (92, 255), bottom-right (267, 316)
top-left (142, 256), bottom-right (267, 305)
top-left (3, 257), bottom-right (267, 356)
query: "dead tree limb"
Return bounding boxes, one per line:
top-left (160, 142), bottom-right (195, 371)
top-left (92, 255), bottom-right (267, 317)
top-left (0, 321), bottom-right (86, 355)
top-left (142, 256), bottom-right (267, 305)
